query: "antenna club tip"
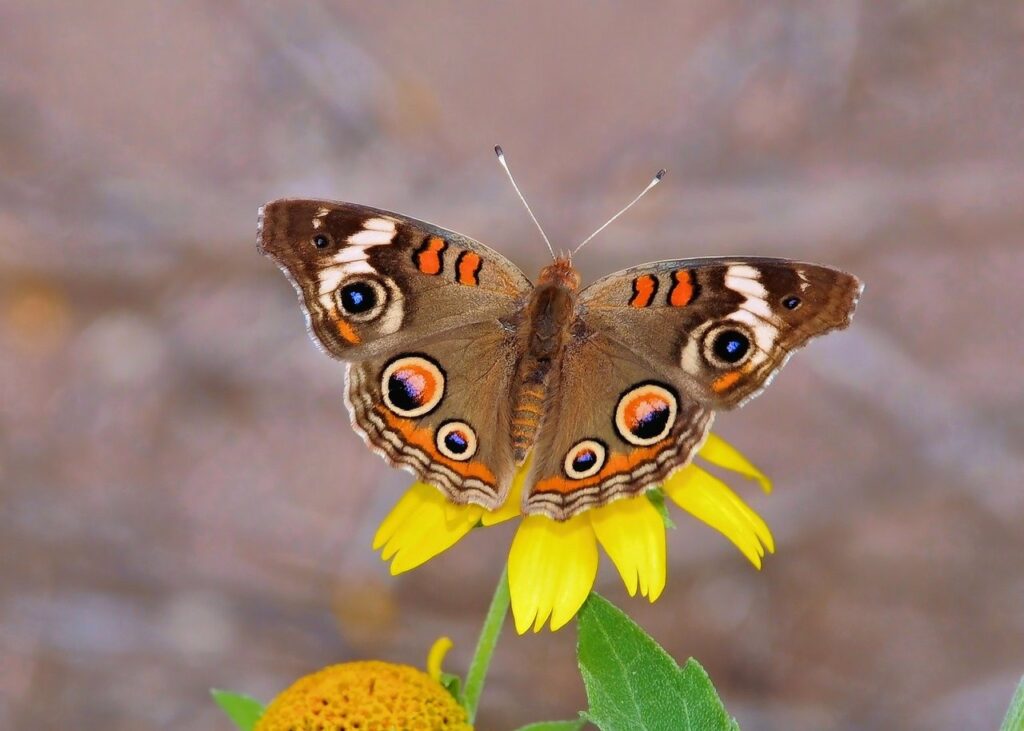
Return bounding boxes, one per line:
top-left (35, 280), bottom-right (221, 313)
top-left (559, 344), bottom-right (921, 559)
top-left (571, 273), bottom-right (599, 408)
top-left (655, 168), bottom-right (667, 181)
top-left (494, 145), bottom-right (504, 158)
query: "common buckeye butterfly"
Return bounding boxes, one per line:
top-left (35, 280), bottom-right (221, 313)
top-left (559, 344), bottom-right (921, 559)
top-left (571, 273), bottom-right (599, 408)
top-left (258, 150), bottom-right (861, 520)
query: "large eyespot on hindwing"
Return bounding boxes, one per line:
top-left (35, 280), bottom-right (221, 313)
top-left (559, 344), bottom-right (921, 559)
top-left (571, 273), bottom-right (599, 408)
top-left (563, 439), bottom-right (608, 480)
top-left (701, 323), bottom-right (754, 369)
top-left (435, 420), bottom-right (478, 461)
top-left (381, 354), bottom-right (446, 418)
top-left (337, 276), bottom-right (388, 322)
top-left (614, 382), bottom-right (678, 446)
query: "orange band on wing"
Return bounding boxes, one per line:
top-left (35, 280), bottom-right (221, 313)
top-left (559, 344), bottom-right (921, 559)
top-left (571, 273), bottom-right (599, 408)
top-left (668, 270), bottom-right (697, 307)
top-left (414, 236), bottom-right (447, 275)
top-left (533, 442), bottom-right (666, 495)
top-left (456, 251), bottom-right (482, 286)
top-left (376, 406), bottom-right (497, 484)
top-left (629, 274), bottom-right (658, 308)
top-left (712, 370), bottom-right (742, 393)
top-left (334, 317), bottom-right (361, 344)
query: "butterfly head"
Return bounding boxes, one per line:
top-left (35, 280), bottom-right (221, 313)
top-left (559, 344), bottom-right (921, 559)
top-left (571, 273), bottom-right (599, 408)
top-left (538, 256), bottom-right (581, 291)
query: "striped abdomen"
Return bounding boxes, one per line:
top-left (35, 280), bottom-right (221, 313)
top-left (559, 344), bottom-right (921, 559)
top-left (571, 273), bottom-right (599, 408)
top-left (511, 378), bottom-right (547, 464)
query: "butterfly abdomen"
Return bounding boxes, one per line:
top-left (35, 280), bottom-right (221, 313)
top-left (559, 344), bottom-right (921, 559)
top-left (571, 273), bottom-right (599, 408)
top-left (510, 377), bottom-right (546, 464)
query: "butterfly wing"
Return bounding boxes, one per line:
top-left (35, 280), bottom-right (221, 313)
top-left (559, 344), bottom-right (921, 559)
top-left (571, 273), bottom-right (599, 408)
top-left (258, 199), bottom-right (532, 360)
top-left (524, 257), bottom-right (860, 519)
top-left (259, 200), bottom-right (532, 507)
top-left (524, 330), bottom-right (713, 519)
top-left (345, 320), bottom-right (520, 508)
top-left (578, 257), bottom-right (862, 408)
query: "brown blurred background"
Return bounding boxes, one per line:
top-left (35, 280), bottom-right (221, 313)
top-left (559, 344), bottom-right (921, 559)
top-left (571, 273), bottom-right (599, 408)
top-left (2, 2), bottom-right (1023, 729)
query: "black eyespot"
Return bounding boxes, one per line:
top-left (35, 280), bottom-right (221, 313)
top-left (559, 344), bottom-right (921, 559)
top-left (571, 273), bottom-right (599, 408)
top-left (387, 372), bottom-right (422, 412)
top-left (340, 282), bottom-right (376, 314)
top-left (312, 234), bottom-right (330, 249)
top-left (633, 404), bottom-right (670, 440)
top-left (614, 383), bottom-right (678, 447)
top-left (571, 449), bottom-right (597, 473)
top-left (444, 431), bottom-right (469, 455)
top-left (435, 419), bottom-right (477, 461)
top-left (782, 295), bottom-right (802, 310)
top-left (712, 330), bottom-right (750, 364)
top-left (563, 439), bottom-right (607, 478)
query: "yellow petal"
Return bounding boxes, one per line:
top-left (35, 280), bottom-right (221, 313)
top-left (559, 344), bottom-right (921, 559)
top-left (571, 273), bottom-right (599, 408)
top-left (373, 482), bottom-right (483, 574)
top-left (481, 455), bottom-right (531, 526)
top-left (590, 496), bottom-right (666, 602)
top-left (508, 514), bottom-right (598, 633)
top-left (698, 433), bottom-right (773, 493)
top-left (373, 482), bottom-right (429, 552)
top-left (664, 465), bottom-right (775, 569)
top-left (426, 635), bottom-right (453, 682)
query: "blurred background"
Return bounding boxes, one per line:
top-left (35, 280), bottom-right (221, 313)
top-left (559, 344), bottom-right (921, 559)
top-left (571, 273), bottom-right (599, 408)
top-left (2, 2), bottom-right (1022, 729)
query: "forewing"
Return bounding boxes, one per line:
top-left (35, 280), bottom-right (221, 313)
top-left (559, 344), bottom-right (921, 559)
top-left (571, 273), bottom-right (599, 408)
top-left (579, 257), bottom-right (861, 408)
top-left (258, 199), bottom-right (532, 361)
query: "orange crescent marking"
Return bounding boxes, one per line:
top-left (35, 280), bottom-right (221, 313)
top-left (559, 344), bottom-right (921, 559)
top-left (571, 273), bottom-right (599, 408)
top-left (376, 406), bottom-right (497, 484)
top-left (334, 317), bottom-right (361, 344)
top-left (533, 442), bottom-right (668, 495)
top-left (669, 270), bottom-right (695, 307)
top-left (630, 274), bottom-right (658, 308)
top-left (712, 370), bottom-right (742, 393)
top-left (394, 364), bottom-right (438, 404)
top-left (456, 251), bottom-right (482, 286)
top-left (416, 237), bottom-right (447, 275)
top-left (623, 392), bottom-right (669, 431)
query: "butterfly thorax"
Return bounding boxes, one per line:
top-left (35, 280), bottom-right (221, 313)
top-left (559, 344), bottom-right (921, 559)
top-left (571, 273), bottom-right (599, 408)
top-left (509, 257), bottom-right (581, 464)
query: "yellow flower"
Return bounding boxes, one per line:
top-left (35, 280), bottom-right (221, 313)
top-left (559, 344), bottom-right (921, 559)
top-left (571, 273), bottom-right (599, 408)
top-left (256, 638), bottom-right (470, 731)
top-left (374, 434), bottom-right (773, 633)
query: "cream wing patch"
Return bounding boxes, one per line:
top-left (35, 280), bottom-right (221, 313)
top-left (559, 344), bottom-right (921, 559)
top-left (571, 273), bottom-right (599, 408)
top-left (347, 217), bottom-right (398, 246)
top-left (678, 264), bottom-right (779, 376)
top-left (723, 264), bottom-right (779, 352)
top-left (315, 217), bottom-right (403, 334)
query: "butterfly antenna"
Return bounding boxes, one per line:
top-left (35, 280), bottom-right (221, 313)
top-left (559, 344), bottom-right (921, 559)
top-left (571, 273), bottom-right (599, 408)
top-left (571, 168), bottom-right (666, 256)
top-left (494, 145), bottom-right (557, 260)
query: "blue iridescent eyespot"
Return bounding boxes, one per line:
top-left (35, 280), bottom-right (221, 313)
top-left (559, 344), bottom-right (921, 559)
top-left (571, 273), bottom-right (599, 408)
top-left (381, 355), bottom-right (446, 418)
top-left (444, 430), bottom-right (468, 454)
top-left (337, 278), bottom-right (388, 322)
top-left (436, 420), bottom-right (477, 461)
top-left (563, 439), bottom-right (607, 479)
top-left (712, 330), bottom-right (749, 363)
top-left (340, 281), bottom-right (376, 314)
top-left (614, 382), bottom-right (678, 447)
top-left (572, 449), bottom-right (596, 472)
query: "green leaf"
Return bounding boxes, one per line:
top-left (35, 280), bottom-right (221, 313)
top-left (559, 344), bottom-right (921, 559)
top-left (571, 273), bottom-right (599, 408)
top-left (646, 489), bottom-right (677, 530)
top-left (577, 594), bottom-right (738, 731)
top-left (210, 689), bottom-right (265, 731)
top-left (513, 720), bottom-right (586, 731)
top-left (1001, 676), bottom-right (1024, 731)
top-left (441, 671), bottom-right (464, 706)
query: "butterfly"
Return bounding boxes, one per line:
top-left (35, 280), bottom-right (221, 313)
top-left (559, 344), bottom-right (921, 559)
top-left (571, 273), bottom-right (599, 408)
top-left (258, 160), bottom-right (861, 521)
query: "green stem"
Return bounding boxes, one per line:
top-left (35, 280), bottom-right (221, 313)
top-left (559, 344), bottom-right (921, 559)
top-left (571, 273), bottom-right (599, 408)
top-left (463, 562), bottom-right (510, 723)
